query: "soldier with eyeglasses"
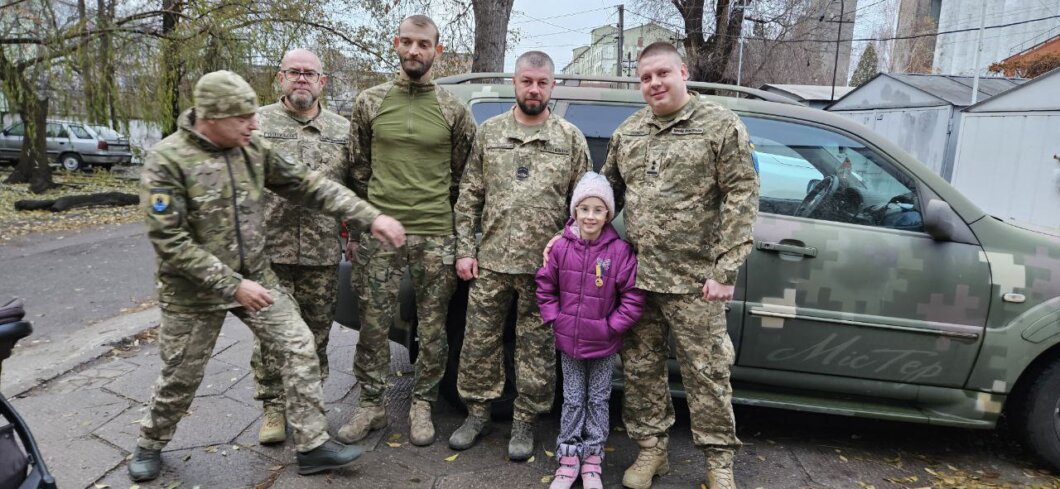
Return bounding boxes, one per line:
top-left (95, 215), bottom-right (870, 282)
top-left (251, 48), bottom-right (352, 445)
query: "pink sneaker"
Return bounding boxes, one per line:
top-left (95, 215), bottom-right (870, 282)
top-left (549, 455), bottom-right (580, 489)
top-left (581, 454), bottom-right (603, 489)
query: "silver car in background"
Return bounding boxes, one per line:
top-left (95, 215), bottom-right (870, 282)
top-left (0, 120), bottom-right (133, 171)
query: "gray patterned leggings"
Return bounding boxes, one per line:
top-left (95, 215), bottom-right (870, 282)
top-left (556, 351), bottom-right (616, 458)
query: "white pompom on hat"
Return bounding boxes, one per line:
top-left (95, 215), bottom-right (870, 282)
top-left (570, 172), bottom-right (616, 222)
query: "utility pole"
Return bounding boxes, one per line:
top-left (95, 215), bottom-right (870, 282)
top-left (735, 0), bottom-right (747, 86)
top-left (830, 0), bottom-right (845, 101)
top-left (971, 0), bottom-right (988, 104)
top-left (616, 4), bottom-right (625, 77)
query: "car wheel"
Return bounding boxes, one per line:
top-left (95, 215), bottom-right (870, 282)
top-left (1011, 358), bottom-right (1060, 472)
top-left (59, 153), bottom-right (83, 172)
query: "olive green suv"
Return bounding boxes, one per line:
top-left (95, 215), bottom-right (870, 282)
top-left (335, 74), bottom-right (1060, 471)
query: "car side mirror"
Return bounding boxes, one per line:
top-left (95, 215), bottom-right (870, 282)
top-left (806, 179), bottom-right (821, 194)
top-left (923, 199), bottom-right (957, 241)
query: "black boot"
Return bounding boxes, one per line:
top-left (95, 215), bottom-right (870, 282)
top-left (296, 439), bottom-right (363, 475)
top-left (127, 446), bottom-right (162, 482)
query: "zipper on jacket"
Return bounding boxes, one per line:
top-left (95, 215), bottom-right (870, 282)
top-left (574, 241), bottom-right (589, 349)
top-left (223, 152), bottom-right (247, 273)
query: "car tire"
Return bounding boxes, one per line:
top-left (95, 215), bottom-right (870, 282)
top-left (1011, 358), bottom-right (1060, 472)
top-left (59, 153), bottom-right (83, 172)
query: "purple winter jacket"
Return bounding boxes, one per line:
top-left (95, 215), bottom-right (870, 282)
top-left (536, 219), bottom-right (646, 359)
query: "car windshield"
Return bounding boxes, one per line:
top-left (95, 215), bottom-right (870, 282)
top-left (89, 125), bottom-right (123, 139)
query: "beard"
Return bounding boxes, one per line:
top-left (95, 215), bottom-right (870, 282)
top-left (287, 90), bottom-right (316, 111)
top-left (517, 97), bottom-right (548, 116)
top-left (401, 55), bottom-right (434, 80)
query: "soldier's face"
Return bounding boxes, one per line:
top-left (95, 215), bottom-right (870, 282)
top-left (394, 22), bottom-right (443, 80)
top-left (278, 51), bottom-right (326, 112)
top-left (202, 113), bottom-right (258, 148)
top-left (637, 53), bottom-right (689, 116)
top-left (513, 65), bottom-right (555, 117)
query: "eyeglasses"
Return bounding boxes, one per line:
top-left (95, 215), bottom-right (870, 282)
top-left (281, 69), bottom-right (321, 83)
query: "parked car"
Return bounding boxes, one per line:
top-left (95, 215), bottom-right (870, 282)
top-left (334, 74), bottom-right (1060, 471)
top-left (0, 120), bottom-right (133, 171)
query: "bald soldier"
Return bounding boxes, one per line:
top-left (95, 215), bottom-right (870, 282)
top-left (128, 70), bottom-right (405, 482)
top-left (601, 42), bottom-right (759, 489)
top-left (252, 49), bottom-right (351, 445)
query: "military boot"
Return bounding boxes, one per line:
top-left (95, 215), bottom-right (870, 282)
top-left (258, 407), bottom-right (286, 445)
top-left (507, 417), bottom-right (536, 461)
top-left (127, 446), bottom-right (162, 482)
top-left (705, 448), bottom-right (737, 489)
top-left (622, 436), bottom-right (669, 489)
top-left (335, 404), bottom-right (387, 443)
top-left (296, 439), bottom-right (362, 475)
top-left (409, 399), bottom-right (436, 446)
top-left (448, 402), bottom-right (491, 450)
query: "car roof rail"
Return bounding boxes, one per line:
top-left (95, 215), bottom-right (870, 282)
top-left (435, 72), bottom-right (800, 105)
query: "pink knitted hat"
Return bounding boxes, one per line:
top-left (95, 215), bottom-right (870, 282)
top-left (570, 172), bottom-right (616, 222)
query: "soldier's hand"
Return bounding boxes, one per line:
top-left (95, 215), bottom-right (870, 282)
top-left (345, 239), bottom-right (359, 262)
top-left (703, 279), bottom-right (735, 302)
top-left (235, 279), bottom-right (274, 312)
top-left (370, 215), bottom-right (406, 248)
top-left (456, 257), bottom-right (479, 281)
top-left (541, 234), bottom-right (562, 266)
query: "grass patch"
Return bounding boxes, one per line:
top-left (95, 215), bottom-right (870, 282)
top-left (0, 168), bottom-right (142, 241)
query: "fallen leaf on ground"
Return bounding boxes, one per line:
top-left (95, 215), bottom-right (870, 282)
top-left (387, 442), bottom-right (401, 448)
top-left (540, 475), bottom-right (553, 484)
top-left (527, 456), bottom-right (535, 463)
top-left (445, 453), bottom-right (459, 462)
top-left (544, 450), bottom-right (554, 457)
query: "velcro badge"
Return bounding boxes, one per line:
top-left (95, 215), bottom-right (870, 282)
top-left (149, 188), bottom-right (173, 213)
top-left (672, 128), bottom-right (704, 135)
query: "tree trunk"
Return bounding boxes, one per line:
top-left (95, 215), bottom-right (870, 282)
top-left (677, 0), bottom-right (745, 82)
top-left (471, 0), bottom-right (514, 73)
top-left (161, 0), bottom-right (183, 135)
top-left (5, 97), bottom-right (55, 193)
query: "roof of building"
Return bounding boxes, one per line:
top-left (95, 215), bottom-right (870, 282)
top-left (965, 66), bottom-right (1060, 112)
top-left (759, 84), bottom-right (856, 103)
top-left (828, 73), bottom-right (1026, 110)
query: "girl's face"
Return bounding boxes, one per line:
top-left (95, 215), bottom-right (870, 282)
top-left (575, 196), bottom-right (608, 240)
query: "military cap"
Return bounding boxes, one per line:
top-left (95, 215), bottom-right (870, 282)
top-left (193, 70), bottom-right (259, 119)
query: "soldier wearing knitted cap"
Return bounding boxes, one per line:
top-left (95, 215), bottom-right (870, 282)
top-left (128, 70), bottom-right (406, 482)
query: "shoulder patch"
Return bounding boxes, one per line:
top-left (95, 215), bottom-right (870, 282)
top-left (149, 188), bottom-right (173, 213)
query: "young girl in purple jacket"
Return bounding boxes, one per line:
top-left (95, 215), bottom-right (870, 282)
top-left (536, 172), bottom-right (646, 489)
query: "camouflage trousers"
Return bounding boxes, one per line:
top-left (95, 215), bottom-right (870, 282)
top-left (621, 292), bottom-right (740, 458)
top-left (138, 292), bottom-right (330, 453)
top-left (354, 233), bottom-right (456, 406)
top-left (457, 268), bottom-right (555, 422)
top-left (252, 263), bottom-right (337, 411)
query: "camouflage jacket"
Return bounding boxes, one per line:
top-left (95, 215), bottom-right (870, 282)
top-left (601, 95), bottom-right (759, 293)
top-left (455, 109), bottom-right (592, 275)
top-left (347, 75), bottom-right (476, 231)
top-left (259, 100), bottom-right (349, 266)
top-left (141, 109), bottom-right (381, 311)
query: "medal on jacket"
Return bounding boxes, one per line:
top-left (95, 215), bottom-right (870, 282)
top-left (595, 261), bottom-right (604, 287)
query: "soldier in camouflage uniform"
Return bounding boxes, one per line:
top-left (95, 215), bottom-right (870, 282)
top-left (127, 70), bottom-right (406, 483)
top-left (336, 15), bottom-right (476, 448)
top-left (601, 43), bottom-right (759, 489)
top-left (449, 51), bottom-right (591, 461)
top-left (252, 49), bottom-right (350, 445)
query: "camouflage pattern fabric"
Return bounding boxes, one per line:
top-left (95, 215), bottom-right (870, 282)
top-left (453, 110), bottom-right (592, 275)
top-left (620, 292), bottom-right (739, 453)
top-left (193, 70), bottom-right (258, 119)
top-left (252, 264), bottom-right (337, 410)
top-left (140, 108), bottom-right (381, 312)
top-left (353, 233), bottom-right (457, 406)
top-left (347, 76), bottom-right (476, 205)
top-left (457, 268), bottom-right (556, 421)
top-left (259, 100), bottom-right (349, 266)
top-left (138, 292), bottom-right (330, 453)
top-left (601, 95), bottom-right (759, 292)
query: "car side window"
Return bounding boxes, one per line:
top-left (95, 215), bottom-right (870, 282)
top-left (68, 125), bottom-right (91, 139)
top-left (45, 123), bottom-right (66, 138)
top-left (741, 116), bottom-right (923, 232)
top-left (5, 123), bottom-right (24, 136)
top-left (563, 103), bottom-right (641, 171)
top-left (470, 101), bottom-right (514, 124)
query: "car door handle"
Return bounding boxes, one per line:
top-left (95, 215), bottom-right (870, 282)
top-left (756, 241), bottom-right (817, 257)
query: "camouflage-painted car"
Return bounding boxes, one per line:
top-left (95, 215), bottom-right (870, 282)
top-left (335, 74), bottom-right (1060, 471)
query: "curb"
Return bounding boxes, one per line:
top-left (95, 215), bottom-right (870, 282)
top-left (1, 306), bottom-right (161, 397)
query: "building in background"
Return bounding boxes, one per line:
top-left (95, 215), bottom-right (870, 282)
top-left (990, 33), bottom-right (1060, 77)
top-left (891, 0), bottom-right (942, 73)
top-left (760, 84), bottom-right (856, 109)
top-left (562, 22), bottom-right (680, 76)
top-left (828, 73), bottom-right (1024, 180)
top-left (936, 0), bottom-right (1060, 75)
